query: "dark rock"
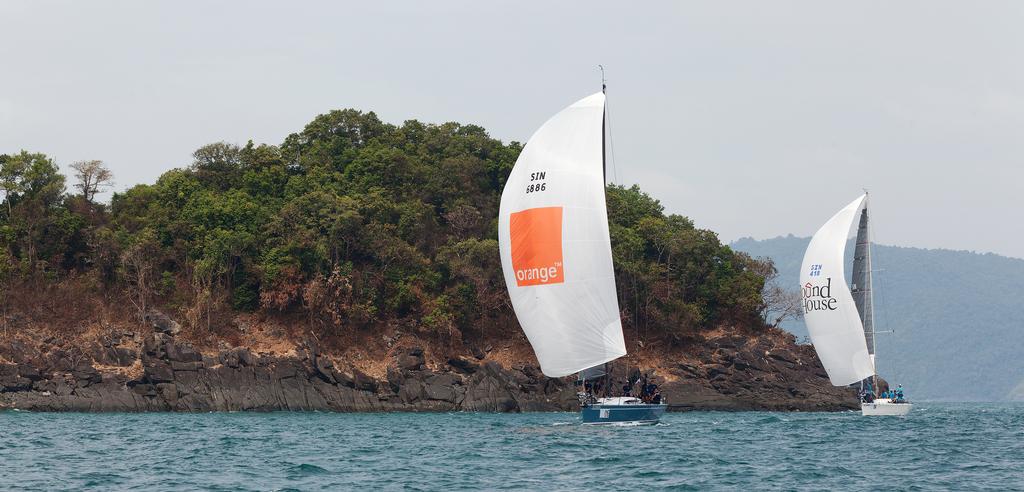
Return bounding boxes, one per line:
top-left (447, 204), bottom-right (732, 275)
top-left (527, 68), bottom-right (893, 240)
top-left (170, 361), bottom-right (204, 372)
top-left (767, 350), bottom-right (796, 365)
top-left (133, 383), bottom-right (158, 397)
top-left (146, 309), bottom-right (181, 335)
top-left (332, 367), bottom-right (355, 388)
top-left (17, 364), bottom-right (43, 381)
top-left (386, 366), bottom-right (403, 393)
top-left (7, 341), bottom-right (33, 364)
top-left (314, 358), bottom-right (336, 384)
top-left (156, 383), bottom-right (178, 402)
top-left (1, 363), bottom-right (33, 392)
top-left (447, 356), bottom-right (479, 374)
top-left (272, 361), bottom-right (301, 381)
top-left (144, 360), bottom-right (174, 383)
top-left (395, 348), bottom-right (425, 371)
top-left (114, 347), bottom-right (138, 366)
top-left (398, 379), bottom-right (424, 403)
top-left (165, 342), bottom-right (202, 363)
top-left (142, 333), bottom-right (167, 357)
top-left (521, 365), bottom-right (543, 381)
top-left (46, 353), bottom-right (75, 373)
top-left (72, 364), bottom-right (102, 386)
top-left (482, 361), bottom-right (505, 377)
top-left (32, 379), bottom-right (56, 393)
top-left (424, 383), bottom-right (456, 402)
top-left (93, 345), bottom-right (138, 367)
top-left (351, 367), bottom-right (378, 392)
top-left (0, 326), bottom-right (857, 413)
top-left (425, 373), bottom-right (457, 388)
top-left (237, 349), bottom-right (255, 367)
top-left (676, 363), bottom-right (703, 376)
top-left (220, 347), bottom-right (254, 368)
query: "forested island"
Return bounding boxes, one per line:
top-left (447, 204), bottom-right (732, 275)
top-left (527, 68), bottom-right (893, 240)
top-left (0, 110), bottom-right (854, 412)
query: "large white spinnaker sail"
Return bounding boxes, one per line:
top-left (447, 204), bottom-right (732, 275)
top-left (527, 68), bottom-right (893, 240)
top-left (498, 92), bottom-right (626, 378)
top-left (800, 194), bottom-right (875, 386)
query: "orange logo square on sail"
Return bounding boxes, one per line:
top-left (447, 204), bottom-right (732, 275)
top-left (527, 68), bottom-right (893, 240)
top-left (510, 207), bottom-right (564, 287)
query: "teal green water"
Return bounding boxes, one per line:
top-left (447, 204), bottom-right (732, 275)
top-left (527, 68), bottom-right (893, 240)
top-left (1, 403), bottom-right (1021, 491)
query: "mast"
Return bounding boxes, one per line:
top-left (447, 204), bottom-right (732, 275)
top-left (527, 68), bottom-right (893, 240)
top-left (851, 193), bottom-right (876, 392)
top-left (599, 64), bottom-right (607, 184)
top-left (866, 196), bottom-right (880, 394)
top-left (599, 66), bottom-right (608, 396)
top-left (598, 66), bottom-right (618, 398)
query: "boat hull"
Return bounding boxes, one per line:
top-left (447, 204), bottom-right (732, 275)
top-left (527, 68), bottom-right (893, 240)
top-left (581, 403), bottom-right (667, 425)
top-left (861, 399), bottom-right (912, 416)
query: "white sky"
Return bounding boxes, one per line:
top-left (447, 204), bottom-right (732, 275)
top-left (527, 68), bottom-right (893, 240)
top-left (2, 1), bottom-right (1022, 258)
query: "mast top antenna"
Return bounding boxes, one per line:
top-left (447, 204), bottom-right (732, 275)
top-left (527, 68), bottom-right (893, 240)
top-left (598, 65), bottom-right (606, 93)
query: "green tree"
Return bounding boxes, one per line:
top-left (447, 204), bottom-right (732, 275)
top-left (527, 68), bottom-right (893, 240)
top-left (0, 152), bottom-right (67, 272)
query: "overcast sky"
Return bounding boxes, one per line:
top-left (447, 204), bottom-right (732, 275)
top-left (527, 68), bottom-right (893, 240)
top-left (2, 1), bottom-right (1021, 258)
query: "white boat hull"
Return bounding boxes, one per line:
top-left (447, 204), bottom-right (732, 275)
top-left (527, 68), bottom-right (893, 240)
top-left (861, 399), bottom-right (912, 416)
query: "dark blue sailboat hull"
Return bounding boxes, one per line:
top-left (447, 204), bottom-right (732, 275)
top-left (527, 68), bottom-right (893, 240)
top-left (581, 403), bottom-right (667, 425)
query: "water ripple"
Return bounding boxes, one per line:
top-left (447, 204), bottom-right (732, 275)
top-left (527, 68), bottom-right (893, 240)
top-left (0, 403), bottom-right (1022, 490)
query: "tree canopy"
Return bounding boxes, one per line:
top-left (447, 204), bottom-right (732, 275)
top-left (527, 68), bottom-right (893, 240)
top-left (1, 109), bottom-right (769, 345)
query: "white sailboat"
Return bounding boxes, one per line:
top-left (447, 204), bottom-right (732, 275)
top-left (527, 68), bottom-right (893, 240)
top-left (800, 193), bottom-right (911, 416)
top-left (497, 89), bottom-right (666, 424)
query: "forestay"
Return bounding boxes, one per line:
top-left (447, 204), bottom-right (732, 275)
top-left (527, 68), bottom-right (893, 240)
top-left (498, 92), bottom-right (626, 378)
top-left (799, 194), bottom-right (875, 386)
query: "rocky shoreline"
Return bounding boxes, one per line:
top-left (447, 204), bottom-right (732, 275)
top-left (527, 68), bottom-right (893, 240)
top-left (1, 317), bottom-right (858, 413)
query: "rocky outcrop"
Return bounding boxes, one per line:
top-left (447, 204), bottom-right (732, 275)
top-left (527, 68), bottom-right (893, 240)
top-left (0, 327), bottom-right (856, 413)
top-left (655, 331), bottom-right (859, 411)
top-left (0, 333), bottom-right (577, 413)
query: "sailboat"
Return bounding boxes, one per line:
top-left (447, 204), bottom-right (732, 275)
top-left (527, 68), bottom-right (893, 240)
top-left (800, 193), bottom-right (912, 416)
top-left (497, 89), bottom-right (667, 425)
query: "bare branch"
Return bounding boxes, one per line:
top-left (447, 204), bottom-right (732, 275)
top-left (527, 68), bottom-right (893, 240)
top-left (70, 160), bottom-right (114, 203)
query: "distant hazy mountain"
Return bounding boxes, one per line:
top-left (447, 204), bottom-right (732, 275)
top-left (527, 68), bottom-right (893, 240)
top-left (731, 235), bottom-right (1024, 402)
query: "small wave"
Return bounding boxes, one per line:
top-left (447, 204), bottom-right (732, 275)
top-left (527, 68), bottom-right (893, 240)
top-left (290, 463), bottom-right (329, 475)
top-left (607, 421), bottom-right (646, 428)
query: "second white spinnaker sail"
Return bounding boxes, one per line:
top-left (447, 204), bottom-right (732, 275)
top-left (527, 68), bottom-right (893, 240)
top-left (498, 92), bottom-right (626, 378)
top-left (799, 194), bottom-right (875, 386)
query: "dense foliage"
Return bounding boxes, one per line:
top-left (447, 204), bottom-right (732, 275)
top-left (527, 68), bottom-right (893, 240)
top-left (1, 110), bottom-right (767, 344)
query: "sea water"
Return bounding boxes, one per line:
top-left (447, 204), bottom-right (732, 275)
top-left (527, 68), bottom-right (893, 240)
top-left (1, 403), bottom-right (1021, 491)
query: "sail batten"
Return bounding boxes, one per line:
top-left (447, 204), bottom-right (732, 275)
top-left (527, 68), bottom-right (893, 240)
top-left (498, 92), bottom-right (626, 378)
top-left (800, 195), bottom-right (875, 386)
